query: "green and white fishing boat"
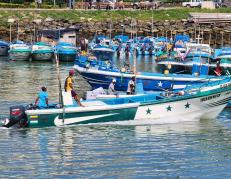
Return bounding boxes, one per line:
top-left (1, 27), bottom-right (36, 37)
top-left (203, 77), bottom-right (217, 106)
top-left (2, 75), bottom-right (231, 128)
top-left (31, 42), bottom-right (54, 61)
top-left (88, 77), bottom-right (231, 122)
top-left (9, 40), bottom-right (31, 61)
top-left (1, 92), bottom-right (139, 128)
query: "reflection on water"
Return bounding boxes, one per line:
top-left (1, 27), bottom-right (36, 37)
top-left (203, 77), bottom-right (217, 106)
top-left (0, 112), bottom-right (231, 178)
top-left (0, 59), bottom-right (90, 114)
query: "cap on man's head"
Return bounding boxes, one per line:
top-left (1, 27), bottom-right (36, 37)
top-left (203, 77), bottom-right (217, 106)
top-left (132, 76), bottom-right (135, 80)
top-left (112, 79), bottom-right (116, 83)
top-left (69, 69), bottom-right (75, 75)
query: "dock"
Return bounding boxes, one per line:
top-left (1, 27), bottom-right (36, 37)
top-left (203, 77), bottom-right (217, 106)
top-left (189, 13), bottom-right (231, 23)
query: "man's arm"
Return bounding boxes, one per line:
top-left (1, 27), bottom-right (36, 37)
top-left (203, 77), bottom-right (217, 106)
top-left (46, 98), bottom-right (49, 106)
top-left (34, 97), bottom-right (39, 106)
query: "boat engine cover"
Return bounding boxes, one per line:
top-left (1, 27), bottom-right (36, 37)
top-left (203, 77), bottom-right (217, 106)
top-left (3, 106), bottom-right (27, 128)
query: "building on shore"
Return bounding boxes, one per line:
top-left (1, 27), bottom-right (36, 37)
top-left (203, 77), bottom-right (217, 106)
top-left (38, 27), bottom-right (80, 46)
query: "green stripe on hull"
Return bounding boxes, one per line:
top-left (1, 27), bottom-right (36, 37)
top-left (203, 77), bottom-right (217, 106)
top-left (27, 107), bottom-right (137, 128)
top-left (9, 52), bottom-right (31, 61)
top-left (32, 52), bottom-right (54, 61)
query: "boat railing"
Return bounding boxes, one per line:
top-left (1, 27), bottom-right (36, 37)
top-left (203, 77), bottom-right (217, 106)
top-left (184, 76), bottom-right (231, 94)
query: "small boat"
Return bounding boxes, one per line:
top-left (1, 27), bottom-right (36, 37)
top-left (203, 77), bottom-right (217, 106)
top-left (1, 93), bottom-right (139, 128)
top-left (214, 47), bottom-right (231, 70)
top-left (173, 34), bottom-right (190, 57)
top-left (8, 40), bottom-right (31, 61)
top-left (31, 42), bottom-right (54, 61)
top-left (0, 40), bottom-right (9, 56)
top-left (74, 55), bottom-right (222, 91)
top-left (136, 37), bottom-right (156, 55)
top-left (89, 35), bottom-right (116, 60)
top-left (55, 42), bottom-right (77, 62)
top-left (157, 42), bottom-right (215, 74)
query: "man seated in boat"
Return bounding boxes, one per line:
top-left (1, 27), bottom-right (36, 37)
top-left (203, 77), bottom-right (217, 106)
top-left (127, 76), bottom-right (136, 95)
top-left (64, 69), bottom-right (84, 107)
top-left (108, 79), bottom-right (118, 96)
top-left (34, 86), bottom-right (49, 109)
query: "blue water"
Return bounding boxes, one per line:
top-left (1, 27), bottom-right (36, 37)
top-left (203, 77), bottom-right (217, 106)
top-left (0, 57), bottom-right (231, 178)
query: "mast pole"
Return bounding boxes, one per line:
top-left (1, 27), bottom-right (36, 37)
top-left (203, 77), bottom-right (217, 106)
top-left (55, 54), bottom-right (65, 124)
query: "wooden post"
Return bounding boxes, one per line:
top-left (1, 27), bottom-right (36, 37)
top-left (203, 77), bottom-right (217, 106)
top-left (209, 32), bottom-right (211, 46)
top-left (221, 31), bottom-right (224, 47)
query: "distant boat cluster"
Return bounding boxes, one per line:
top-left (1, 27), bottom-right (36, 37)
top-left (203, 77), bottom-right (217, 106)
top-left (89, 34), bottom-right (231, 76)
top-left (0, 40), bottom-right (78, 62)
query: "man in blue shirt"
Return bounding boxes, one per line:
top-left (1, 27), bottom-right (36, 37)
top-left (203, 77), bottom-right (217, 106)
top-left (34, 86), bottom-right (49, 109)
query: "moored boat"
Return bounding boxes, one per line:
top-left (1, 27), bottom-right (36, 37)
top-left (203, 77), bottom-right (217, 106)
top-left (74, 55), bottom-right (222, 91)
top-left (55, 42), bottom-right (77, 62)
top-left (89, 35), bottom-right (116, 60)
top-left (31, 42), bottom-right (54, 61)
top-left (0, 40), bottom-right (9, 56)
top-left (214, 47), bottom-right (231, 71)
top-left (9, 40), bottom-right (31, 61)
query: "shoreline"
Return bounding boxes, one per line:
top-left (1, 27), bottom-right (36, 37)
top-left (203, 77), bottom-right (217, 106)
top-left (0, 8), bottom-right (230, 46)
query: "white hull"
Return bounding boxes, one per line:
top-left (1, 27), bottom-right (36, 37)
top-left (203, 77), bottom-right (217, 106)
top-left (92, 48), bottom-right (115, 53)
top-left (135, 90), bottom-right (230, 121)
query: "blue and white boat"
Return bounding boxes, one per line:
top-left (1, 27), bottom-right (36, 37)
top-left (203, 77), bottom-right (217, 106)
top-left (89, 35), bottom-right (116, 60)
top-left (55, 42), bottom-right (77, 62)
top-left (9, 40), bottom-right (31, 61)
top-left (173, 34), bottom-right (190, 57)
top-left (74, 55), bottom-right (221, 91)
top-left (31, 42), bottom-right (54, 61)
top-left (136, 37), bottom-right (155, 55)
top-left (214, 47), bottom-right (231, 70)
top-left (0, 40), bottom-right (9, 56)
top-left (157, 43), bottom-right (215, 74)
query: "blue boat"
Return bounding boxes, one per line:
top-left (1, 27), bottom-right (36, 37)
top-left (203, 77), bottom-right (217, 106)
top-left (89, 35), bottom-right (116, 60)
top-left (0, 40), bottom-right (9, 56)
top-left (157, 42), bottom-right (215, 75)
top-left (214, 47), bottom-right (231, 70)
top-left (114, 35), bottom-right (129, 43)
top-left (55, 42), bottom-right (77, 62)
top-left (74, 55), bottom-right (222, 91)
top-left (136, 37), bottom-right (156, 56)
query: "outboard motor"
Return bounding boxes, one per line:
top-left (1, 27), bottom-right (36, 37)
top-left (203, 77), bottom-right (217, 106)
top-left (2, 105), bottom-right (28, 128)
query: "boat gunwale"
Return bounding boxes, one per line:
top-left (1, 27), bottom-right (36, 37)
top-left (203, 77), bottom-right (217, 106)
top-left (26, 102), bottom-right (140, 115)
top-left (74, 64), bottom-right (221, 82)
top-left (137, 84), bottom-right (231, 106)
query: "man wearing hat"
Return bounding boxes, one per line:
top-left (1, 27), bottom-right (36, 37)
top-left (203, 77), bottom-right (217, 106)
top-left (64, 69), bottom-right (84, 107)
top-left (127, 76), bottom-right (136, 95)
top-left (108, 79), bottom-right (117, 95)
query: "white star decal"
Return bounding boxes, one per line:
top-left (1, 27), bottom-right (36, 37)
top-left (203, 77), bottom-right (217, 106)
top-left (158, 81), bottom-right (163, 87)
